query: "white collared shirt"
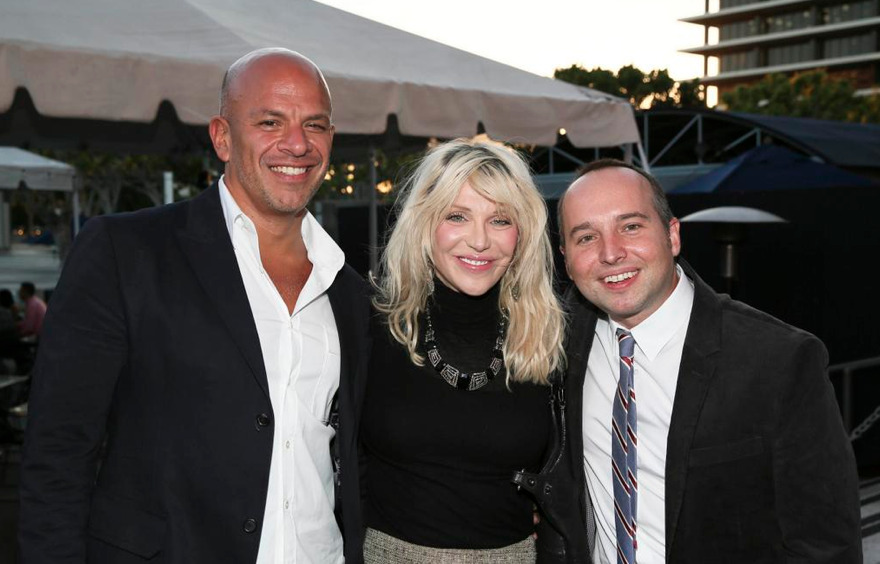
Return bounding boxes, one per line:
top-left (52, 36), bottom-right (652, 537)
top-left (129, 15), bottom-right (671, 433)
top-left (583, 264), bottom-right (694, 564)
top-left (219, 177), bottom-right (345, 564)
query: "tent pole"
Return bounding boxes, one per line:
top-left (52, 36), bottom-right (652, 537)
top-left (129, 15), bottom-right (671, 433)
top-left (163, 171), bottom-right (174, 205)
top-left (72, 187), bottom-right (82, 238)
top-left (636, 140), bottom-right (651, 174)
top-left (0, 191), bottom-right (9, 250)
top-left (369, 145), bottom-right (378, 277)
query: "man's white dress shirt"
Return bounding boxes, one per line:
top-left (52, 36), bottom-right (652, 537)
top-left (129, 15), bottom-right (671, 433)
top-left (583, 265), bottom-right (694, 564)
top-left (219, 177), bottom-right (345, 564)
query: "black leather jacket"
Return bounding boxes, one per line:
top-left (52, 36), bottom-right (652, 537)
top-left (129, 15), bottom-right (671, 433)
top-left (512, 375), bottom-right (591, 563)
top-left (511, 287), bottom-right (600, 564)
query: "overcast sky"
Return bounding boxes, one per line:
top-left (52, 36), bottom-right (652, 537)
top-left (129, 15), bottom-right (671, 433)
top-left (316, 0), bottom-right (712, 81)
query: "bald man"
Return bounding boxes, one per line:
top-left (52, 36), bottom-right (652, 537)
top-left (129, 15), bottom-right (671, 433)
top-left (19, 49), bottom-right (371, 564)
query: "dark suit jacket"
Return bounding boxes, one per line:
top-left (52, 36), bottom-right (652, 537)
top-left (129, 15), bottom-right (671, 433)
top-left (542, 260), bottom-right (861, 563)
top-left (18, 185), bottom-right (371, 563)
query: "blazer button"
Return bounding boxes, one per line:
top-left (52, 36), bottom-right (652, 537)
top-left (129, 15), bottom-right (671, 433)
top-left (255, 413), bottom-right (271, 430)
top-left (243, 518), bottom-right (258, 534)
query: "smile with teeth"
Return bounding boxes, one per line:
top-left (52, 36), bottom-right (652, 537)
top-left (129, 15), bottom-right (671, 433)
top-left (605, 271), bottom-right (636, 283)
top-left (269, 165), bottom-right (309, 175)
top-left (459, 257), bottom-right (489, 266)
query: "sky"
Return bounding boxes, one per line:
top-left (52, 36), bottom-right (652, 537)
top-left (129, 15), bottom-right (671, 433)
top-left (315, 0), bottom-right (713, 82)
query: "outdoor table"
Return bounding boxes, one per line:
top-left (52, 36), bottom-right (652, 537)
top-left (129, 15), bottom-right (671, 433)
top-left (0, 375), bottom-right (29, 442)
top-left (0, 375), bottom-right (28, 390)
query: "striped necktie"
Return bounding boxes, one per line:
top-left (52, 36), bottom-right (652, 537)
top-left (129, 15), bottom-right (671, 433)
top-left (612, 328), bottom-right (637, 564)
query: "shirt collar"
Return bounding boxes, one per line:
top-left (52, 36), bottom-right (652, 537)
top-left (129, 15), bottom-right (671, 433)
top-left (301, 208), bottom-right (345, 282)
top-left (609, 263), bottom-right (694, 362)
top-left (218, 175), bottom-right (250, 237)
top-left (218, 175), bottom-right (345, 281)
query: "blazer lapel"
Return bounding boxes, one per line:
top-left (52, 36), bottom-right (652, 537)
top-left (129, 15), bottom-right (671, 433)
top-left (565, 286), bottom-right (598, 439)
top-left (174, 184), bottom-right (270, 400)
top-left (327, 272), bottom-right (356, 403)
top-left (664, 261), bottom-right (722, 554)
top-left (326, 268), bottom-right (368, 454)
top-left (565, 289), bottom-right (596, 394)
top-left (563, 285), bottom-right (600, 558)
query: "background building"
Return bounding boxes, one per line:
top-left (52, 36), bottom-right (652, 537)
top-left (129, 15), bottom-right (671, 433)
top-left (682, 0), bottom-right (880, 95)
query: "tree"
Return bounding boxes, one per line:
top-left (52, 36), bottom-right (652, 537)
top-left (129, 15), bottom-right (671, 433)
top-left (554, 66), bottom-right (619, 97)
top-left (54, 151), bottom-right (206, 216)
top-left (317, 149), bottom-right (423, 203)
top-left (720, 70), bottom-right (880, 123)
top-left (675, 78), bottom-right (706, 108)
top-left (553, 64), bottom-right (705, 109)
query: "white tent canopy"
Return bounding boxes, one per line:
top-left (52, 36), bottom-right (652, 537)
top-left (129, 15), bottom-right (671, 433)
top-left (0, 0), bottom-right (639, 148)
top-left (0, 147), bottom-right (75, 191)
top-left (0, 146), bottom-right (79, 249)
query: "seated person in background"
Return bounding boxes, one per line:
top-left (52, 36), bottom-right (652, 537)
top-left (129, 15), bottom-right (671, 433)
top-left (0, 289), bottom-right (17, 373)
top-left (17, 282), bottom-right (46, 339)
top-left (0, 289), bottom-right (15, 335)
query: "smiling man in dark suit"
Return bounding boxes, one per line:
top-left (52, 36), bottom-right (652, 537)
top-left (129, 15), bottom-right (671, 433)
top-left (546, 159), bottom-right (861, 563)
top-left (19, 48), bottom-right (370, 564)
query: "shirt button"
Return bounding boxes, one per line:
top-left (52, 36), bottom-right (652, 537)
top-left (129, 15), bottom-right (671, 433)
top-left (285, 440), bottom-right (291, 449)
top-left (284, 500), bottom-right (290, 510)
top-left (243, 518), bottom-right (258, 533)
top-left (255, 414), bottom-right (271, 430)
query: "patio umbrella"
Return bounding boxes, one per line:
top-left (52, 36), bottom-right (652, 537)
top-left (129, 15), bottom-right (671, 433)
top-left (671, 145), bottom-right (875, 194)
top-left (679, 205), bottom-right (788, 297)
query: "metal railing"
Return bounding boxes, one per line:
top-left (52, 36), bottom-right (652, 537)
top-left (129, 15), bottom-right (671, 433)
top-left (828, 356), bottom-right (880, 441)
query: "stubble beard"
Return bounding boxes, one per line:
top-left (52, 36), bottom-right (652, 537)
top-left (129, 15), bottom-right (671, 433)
top-left (259, 178), bottom-right (322, 216)
top-left (234, 158), bottom-right (325, 217)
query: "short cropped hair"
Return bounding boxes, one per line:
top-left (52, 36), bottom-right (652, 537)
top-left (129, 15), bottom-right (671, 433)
top-left (557, 158), bottom-right (674, 245)
top-left (20, 282), bottom-right (36, 297)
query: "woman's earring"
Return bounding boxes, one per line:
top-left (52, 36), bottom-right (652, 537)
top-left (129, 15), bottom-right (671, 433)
top-left (427, 263), bottom-right (435, 295)
top-left (507, 264), bottom-right (520, 302)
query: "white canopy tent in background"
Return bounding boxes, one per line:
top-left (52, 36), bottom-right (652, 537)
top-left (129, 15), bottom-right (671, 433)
top-left (0, 0), bottom-right (643, 269)
top-left (0, 148), bottom-right (75, 193)
top-left (0, 0), bottom-right (639, 147)
top-left (0, 147), bottom-right (78, 249)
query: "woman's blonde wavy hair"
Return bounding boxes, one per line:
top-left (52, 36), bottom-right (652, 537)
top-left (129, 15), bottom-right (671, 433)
top-left (372, 138), bottom-right (565, 385)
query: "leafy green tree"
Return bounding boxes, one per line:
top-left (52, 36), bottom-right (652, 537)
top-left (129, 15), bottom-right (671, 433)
top-left (674, 78), bottom-right (706, 108)
top-left (553, 64), bottom-right (705, 109)
top-left (53, 151), bottom-right (205, 215)
top-left (317, 149), bottom-right (423, 203)
top-left (7, 150), bottom-right (206, 258)
top-left (721, 70), bottom-right (880, 123)
top-left (554, 65), bottom-right (620, 96)
top-left (617, 65), bottom-right (647, 104)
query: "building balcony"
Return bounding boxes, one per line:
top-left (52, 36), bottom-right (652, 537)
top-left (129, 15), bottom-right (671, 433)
top-left (681, 0), bottom-right (816, 26)
top-left (681, 16), bottom-right (880, 55)
top-left (699, 50), bottom-right (880, 84)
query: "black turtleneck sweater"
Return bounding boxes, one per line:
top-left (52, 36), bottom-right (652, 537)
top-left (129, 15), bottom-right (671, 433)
top-left (362, 281), bottom-right (551, 549)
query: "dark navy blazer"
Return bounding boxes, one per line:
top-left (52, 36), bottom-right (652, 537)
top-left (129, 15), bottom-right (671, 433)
top-left (19, 185), bottom-right (371, 564)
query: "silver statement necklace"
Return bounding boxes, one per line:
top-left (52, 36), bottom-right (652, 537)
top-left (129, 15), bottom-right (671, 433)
top-left (423, 304), bottom-right (507, 391)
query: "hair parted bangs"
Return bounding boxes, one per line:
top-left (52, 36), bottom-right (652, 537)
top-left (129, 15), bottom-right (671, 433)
top-left (373, 138), bottom-right (566, 386)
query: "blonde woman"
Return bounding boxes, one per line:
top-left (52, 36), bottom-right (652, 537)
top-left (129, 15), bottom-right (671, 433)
top-left (362, 138), bottom-right (565, 563)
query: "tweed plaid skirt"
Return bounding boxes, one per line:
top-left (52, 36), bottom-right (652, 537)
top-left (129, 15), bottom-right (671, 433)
top-left (363, 528), bottom-right (536, 564)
